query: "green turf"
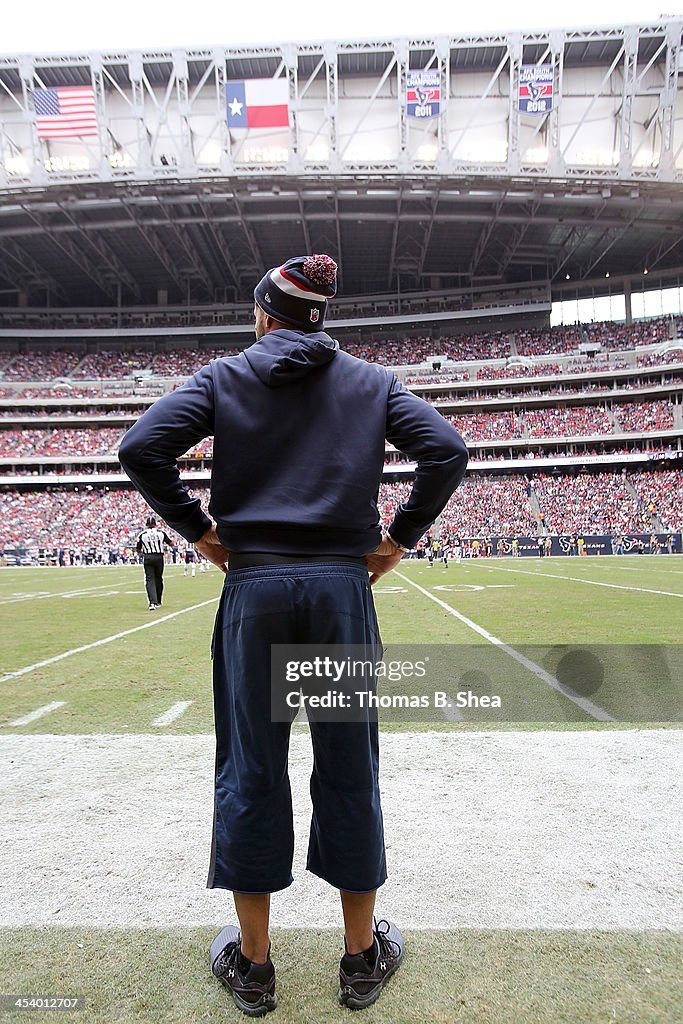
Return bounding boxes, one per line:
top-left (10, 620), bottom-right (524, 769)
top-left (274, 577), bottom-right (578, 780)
top-left (1, 561), bottom-right (681, 1024)
top-left (0, 558), bottom-right (681, 733)
top-left (0, 927), bottom-right (679, 1024)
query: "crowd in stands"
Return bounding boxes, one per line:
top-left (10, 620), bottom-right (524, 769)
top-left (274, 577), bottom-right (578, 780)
top-left (378, 477), bottom-right (538, 538)
top-left (0, 428), bottom-right (123, 458)
top-left (1, 396), bottom-right (679, 462)
top-left (0, 387), bottom-right (106, 400)
top-left (532, 472), bottom-right (653, 534)
top-left (0, 407), bottom-right (137, 419)
top-left (446, 412), bottom-right (521, 442)
top-left (345, 338), bottom-right (444, 364)
top-left (637, 348), bottom-right (683, 368)
top-left (476, 362), bottom-right (563, 381)
top-left (2, 315), bottom-right (681, 384)
top-left (523, 406), bottom-right (613, 438)
top-left (150, 348), bottom-right (241, 376)
top-left (613, 400), bottom-right (675, 432)
top-left (630, 470), bottom-right (682, 530)
top-left (1, 350), bottom-right (84, 380)
top-left (73, 351), bottom-right (153, 379)
top-left (1, 469), bottom-right (680, 553)
top-left (514, 317), bottom-right (675, 356)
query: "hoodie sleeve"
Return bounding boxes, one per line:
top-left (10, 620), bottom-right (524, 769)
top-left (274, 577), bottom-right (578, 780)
top-left (118, 365), bottom-right (215, 542)
top-left (385, 376), bottom-right (468, 549)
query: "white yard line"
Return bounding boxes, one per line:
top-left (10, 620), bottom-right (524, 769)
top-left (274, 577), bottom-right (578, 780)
top-left (4, 701), bottom-right (66, 726)
top-left (486, 565), bottom-right (683, 598)
top-left (151, 701), bottom-right (193, 727)
top-left (0, 580), bottom-right (134, 606)
top-left (0, 598), bottom-right (219, 683)
top-left (1, 731), bottom-right (680, 930)
top-left (395, 571), bottom-right (613, 722)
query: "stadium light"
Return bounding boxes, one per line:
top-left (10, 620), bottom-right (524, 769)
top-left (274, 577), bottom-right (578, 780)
top-left (198, 143), bottom-right (222, 165)
top-left (5, 154), bottom-right (29, 175)
top-left (240, 146), bottom-right (288, 164)
top-left (524, 146), bottom-right (548, 164)
top-left (109, 152), bottom-right (133, 169)
top-left (44, 155), bottom-right (90, 172)
top-left (416, 143), bottom-right (438, 162)
top-left (463, 143), bottom-right (508, 163)
top-left (305, 143), bottom-right (329, 162)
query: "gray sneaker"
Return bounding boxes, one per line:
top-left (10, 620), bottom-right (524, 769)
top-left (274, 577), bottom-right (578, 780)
top-left (210, 925), bottom-right (277, 1017)
top-left (338, 918), bottom-right (404, 1009)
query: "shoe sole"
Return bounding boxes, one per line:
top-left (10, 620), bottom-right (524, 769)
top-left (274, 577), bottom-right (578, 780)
top-left (338, 959), bottom-right (402, 1010)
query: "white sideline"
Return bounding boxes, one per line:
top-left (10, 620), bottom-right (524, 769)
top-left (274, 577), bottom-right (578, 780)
top-left (1, 731), bottom-right (681, 930)
top-left (486, 565), bottom-right (683, 598)
top-left (151, 701), bottom-right (193, 727)
top-left (5, 701), bottom-right (66, 726)
top-left (395, 571), bottom-right (613, 722)
top-left (0, 598), bottom-right (219, 682)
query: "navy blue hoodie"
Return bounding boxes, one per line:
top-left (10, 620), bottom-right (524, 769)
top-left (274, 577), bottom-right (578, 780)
top-left (118, 329), bottom-right (468, 555)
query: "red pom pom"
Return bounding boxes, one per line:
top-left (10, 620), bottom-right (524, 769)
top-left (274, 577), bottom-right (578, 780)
top-left (303, 253), bottom-right (337, 287)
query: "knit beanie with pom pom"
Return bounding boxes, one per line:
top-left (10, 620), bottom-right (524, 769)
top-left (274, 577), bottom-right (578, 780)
top-left (254, 254), bottom-right (338, 332)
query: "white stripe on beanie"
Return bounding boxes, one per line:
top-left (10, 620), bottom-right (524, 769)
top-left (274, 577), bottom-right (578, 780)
top-left (271, 266), bottom-right (328, 302)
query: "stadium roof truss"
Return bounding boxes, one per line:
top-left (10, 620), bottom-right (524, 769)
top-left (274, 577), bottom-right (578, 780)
top-left (1, 23), bottom-right (682, 183)
top-left (0, 22), bottom-right (682, 304)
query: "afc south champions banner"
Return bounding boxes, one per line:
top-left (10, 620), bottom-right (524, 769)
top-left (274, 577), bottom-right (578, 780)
top-left (406, 70), bottom-right (441, 119)
top-left (519, 65), bottom-right (554, 114)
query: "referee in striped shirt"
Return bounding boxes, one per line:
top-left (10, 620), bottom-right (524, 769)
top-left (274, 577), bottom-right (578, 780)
top-left (136, 516), bottom-right (172, 610)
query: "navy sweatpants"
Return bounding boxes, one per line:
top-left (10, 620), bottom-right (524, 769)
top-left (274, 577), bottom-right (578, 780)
top-left (206, 561), bottom-right (387, 895)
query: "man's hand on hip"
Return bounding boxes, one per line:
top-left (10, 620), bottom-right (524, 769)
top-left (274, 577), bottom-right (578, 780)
top-left (366, 535), bottom-right (406, 586)
top-left (196, 524), bottom-right (230, 574)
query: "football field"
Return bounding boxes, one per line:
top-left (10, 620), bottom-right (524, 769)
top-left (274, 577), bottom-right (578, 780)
top-left (1, 558), bottom-right (681, 1023)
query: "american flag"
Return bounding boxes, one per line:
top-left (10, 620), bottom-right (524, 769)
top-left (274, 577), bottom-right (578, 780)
top-left (32, 86), bottom-right (98, 139)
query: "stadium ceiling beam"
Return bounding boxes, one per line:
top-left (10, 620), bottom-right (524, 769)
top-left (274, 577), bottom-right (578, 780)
top-left (4, 185), bottom-right (682, 218)
top-left (334, 193), bottom-right (343, 293)
top-left (560, 44), bottom-right (625, 164)
top-left (120, 200), bottom-right (189, 297)
top-left (155, 198), bottom-right (216, 297)
top-left (231, 192), bottom-right (265, 278)
top-left (1, 208), bottom-right (676, 238)
top-left (0, 239), bottom-right (68, 302)
top-left (579, 205), bottom-right (645, 277)
top-left (195, 193), bottom-right (242, 293)
top-left (19, 205), bottom-right (117, 303)
top-left (494, 199), bottom-right (542, 277)
top-left (417, 190), bottom-right (440, 280)
top-left (55, 202), bottom-right (142, 302)
top-left (642, 227), bottom-right (683, 273)
top-left (551, 201), bottom-right (608, 279)
top-left (339, 54), bottom-right (398, 161)
top-left (469, 194), bottom-right (506, 277)
top-left (387, 189), bottom-right (404, 290)
top-left (297, 192), bottom-right (312, 253)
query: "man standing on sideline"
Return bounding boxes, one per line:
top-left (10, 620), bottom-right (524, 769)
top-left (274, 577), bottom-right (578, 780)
top-left (136, 516), bottom-right (172, 610)
top-left (119, 254), bottom-right (468, 1016)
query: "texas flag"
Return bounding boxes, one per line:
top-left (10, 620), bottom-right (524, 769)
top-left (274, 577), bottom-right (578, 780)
top-left (225, 79), bottom-right (289, 130)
